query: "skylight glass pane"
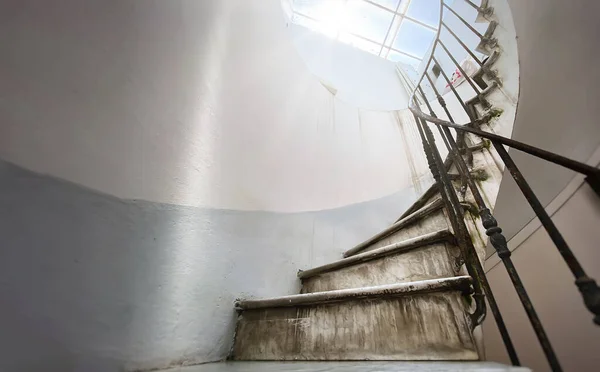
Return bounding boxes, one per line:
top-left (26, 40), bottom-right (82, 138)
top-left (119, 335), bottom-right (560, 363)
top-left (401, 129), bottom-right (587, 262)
top-left (393, 20), bottom-right (436, 58)
top-left (406, 0), bottom-right (440, 27)
top-left (339, 33), bottom-right (381, 55)
top-left (344, 0), bottom-right (395, 43)
top-left (291, 0), bottom-right (442, 61)
top-left (368, 0), bottom-right (401, 11)
top-left (387, 50), bottom-right (421, 69)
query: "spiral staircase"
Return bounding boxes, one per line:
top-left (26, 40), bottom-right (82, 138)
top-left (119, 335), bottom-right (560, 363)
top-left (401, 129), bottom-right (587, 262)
top-left (169, 0), bottom-right (600, 370)
top-left (223, 1), bottom-right (525, 370)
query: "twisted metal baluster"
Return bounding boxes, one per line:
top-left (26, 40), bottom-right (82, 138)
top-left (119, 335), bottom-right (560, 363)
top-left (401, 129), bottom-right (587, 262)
top-left (493, 143), bottom-right (600, 327)
top-left (416, 84), bottom-right (520, 366)
top-left (413, 109), bottom-right (487, 327)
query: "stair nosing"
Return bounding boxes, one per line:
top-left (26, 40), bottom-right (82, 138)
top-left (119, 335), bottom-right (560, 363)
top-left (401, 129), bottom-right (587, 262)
top-left (396, 142), bottom-right (490, 222)
top-left (235, 276), bottom-right (472, 311)
top-left (398, 184), bottom-right (440, 221)
top-left (343, 198), bottom-right (445, 258)
top-left (299, 229), bottom-right (454, 280)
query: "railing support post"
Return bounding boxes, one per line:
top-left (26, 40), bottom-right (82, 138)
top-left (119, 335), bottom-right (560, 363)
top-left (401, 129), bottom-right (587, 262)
top-left (493, 142), bottom-right (600, 328)
top-left (417, 80), bottom-right (521, 366)
top-left (479, 207), bottom-right (562, 372)
top-left (406, 1), bottom-right (600, 370)
top-left (413, 114), bottom-right (486, 326)
top-left (412, 113), bottom-right (529, 368)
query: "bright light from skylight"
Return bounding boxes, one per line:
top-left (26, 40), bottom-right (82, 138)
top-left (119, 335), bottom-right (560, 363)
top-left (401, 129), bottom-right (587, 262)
top-left (290, 0), bottom-right (441, 69)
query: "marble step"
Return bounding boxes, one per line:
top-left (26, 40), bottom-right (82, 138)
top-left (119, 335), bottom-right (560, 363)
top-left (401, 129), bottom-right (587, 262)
top-left (232, 277), bottom-right (477, 361)
top-left (299, 229), bottom-right (461, 293)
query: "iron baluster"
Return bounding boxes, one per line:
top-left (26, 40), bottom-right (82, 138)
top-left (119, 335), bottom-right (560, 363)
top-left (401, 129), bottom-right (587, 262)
top-left (462, 0), bottom-right (494, 17)
top-left (493, 143), bottom-right (600, 326)
top-left (409, 112), bottom-right (600, 183)
top-left (413, 104), bottom-right (488, 330)
top-left (441, 21), bottom-right (483, 66)
top-left (443, 2), bottom-right (487, 41)
top-left (438, 40), bottom-right (483, 97)
top-left (433, 56), bottom-right (470, 117)
top-left (421, 76), bottom-right (521, 366)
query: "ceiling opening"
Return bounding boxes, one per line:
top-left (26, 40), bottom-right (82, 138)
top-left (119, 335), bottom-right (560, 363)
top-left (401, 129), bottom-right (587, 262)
top-left (289, 0), bottom-right (447, 70)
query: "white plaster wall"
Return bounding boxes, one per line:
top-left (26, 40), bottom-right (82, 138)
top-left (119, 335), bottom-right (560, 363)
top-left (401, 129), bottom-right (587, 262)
top-left (289, 24), bottom-right (410, 111)
top-left (492, 0), bottom-right (600, 239)
top-left (482, 2), bottom-right (600, 367)
top-left (0, 159), bottom-right (417, 371)
top-left (0, 1), bottom-right (424, 370)
top-left (0, 0), bottom-right (415, 213)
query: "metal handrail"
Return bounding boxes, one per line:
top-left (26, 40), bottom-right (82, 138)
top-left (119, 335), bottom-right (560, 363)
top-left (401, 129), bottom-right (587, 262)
top-left (406, 1), bottom-right (600, 371)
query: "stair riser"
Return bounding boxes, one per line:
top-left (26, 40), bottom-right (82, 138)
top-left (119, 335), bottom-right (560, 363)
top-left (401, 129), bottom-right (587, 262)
top-left (233, 292), bottom-right (478, 361)
top-left (301, 242), bottom-right (461, 293)
top-left (363, 209), bottom-right (449, 253)
top-left (468, 138), bottom-right (504, 206)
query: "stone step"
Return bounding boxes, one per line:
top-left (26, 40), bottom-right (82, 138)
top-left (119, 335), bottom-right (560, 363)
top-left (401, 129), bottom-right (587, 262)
top-left (232, 277), bottom-right (478, 361)
top-left (397, 183), bottom-right (442, 222)
top-left (395, 141), bottom-right (492, 220)
top-left (173, 361), bottom-right (531, 371)
top-left (343, 198), bottom-right (448, 258)
top-left (299, 229), bottom-right (461, 293)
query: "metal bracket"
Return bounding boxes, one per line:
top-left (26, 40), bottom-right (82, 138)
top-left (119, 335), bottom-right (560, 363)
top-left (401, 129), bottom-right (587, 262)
top-left (475, 1), bottom-right (495, 22)
top-left (476, 21), bottom-right (498, 55)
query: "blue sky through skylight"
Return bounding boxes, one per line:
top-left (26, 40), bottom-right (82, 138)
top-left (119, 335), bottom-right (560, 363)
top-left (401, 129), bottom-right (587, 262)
top-left (406, 0), bottom-right (441, 27)
top-left (290, 0), bottom-right (443, 68)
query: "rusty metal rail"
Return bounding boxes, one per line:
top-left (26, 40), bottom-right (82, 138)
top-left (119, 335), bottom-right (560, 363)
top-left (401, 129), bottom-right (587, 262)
top-left (406, 1), bottom-right (600, 371)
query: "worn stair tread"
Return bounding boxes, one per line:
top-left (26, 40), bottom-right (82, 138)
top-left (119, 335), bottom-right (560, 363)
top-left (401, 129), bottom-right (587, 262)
top-left (233, 278), bottom-right (477, 360)
top-left (343, 198), bottom-right (445, 258)
top-left (398, 184), bottom-right (440, 221)
top-left (396, 143), bottom-right (490, 222)
top-left (299, 229), bottom-right (455, 280)
top-left (235, 276), bottom-right (471, 310)
top-left (175, 361), bottom-right (531, 371)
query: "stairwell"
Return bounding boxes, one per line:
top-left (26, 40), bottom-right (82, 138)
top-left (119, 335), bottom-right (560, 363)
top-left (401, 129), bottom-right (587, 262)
top-left (222, 0), bottom-right (524, 369)
top-left (2, 0), bottom-right (599, 370)
top-left (229, 167), bottom-right (502, 363)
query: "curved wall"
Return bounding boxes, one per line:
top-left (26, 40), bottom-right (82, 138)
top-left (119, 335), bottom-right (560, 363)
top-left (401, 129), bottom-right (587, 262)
top-left (289, 23), bottom-right (410, 111)
top-left (483, 0), bottom-right (600, 370)
top-left (0, 160), bottom-right (415, 371)
top-left (0, 0), bottom-right (421, 370)
top-left (492, 0), bottom-right (600, 240)
top-left (0, 0), bottom-right (414, 213)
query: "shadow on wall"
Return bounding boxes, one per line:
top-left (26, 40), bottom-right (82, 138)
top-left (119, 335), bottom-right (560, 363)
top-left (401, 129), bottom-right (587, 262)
top-left (0, 160), bottom-right (418, 371)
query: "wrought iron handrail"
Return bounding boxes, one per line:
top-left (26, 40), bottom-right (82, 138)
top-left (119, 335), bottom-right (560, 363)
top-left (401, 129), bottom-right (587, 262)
top-left (406, 1), bottom-right (600, 371)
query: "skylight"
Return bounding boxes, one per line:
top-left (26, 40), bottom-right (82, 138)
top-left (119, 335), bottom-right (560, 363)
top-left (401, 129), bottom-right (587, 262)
top-left (290, 0), bottom-right (441, 69)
